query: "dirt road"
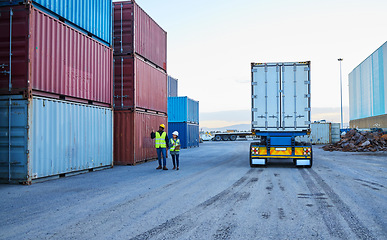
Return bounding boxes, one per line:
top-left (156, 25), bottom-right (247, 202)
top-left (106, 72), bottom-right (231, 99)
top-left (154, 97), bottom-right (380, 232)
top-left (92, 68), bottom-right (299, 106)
top-left (1, 141), bottom-right (386, 239)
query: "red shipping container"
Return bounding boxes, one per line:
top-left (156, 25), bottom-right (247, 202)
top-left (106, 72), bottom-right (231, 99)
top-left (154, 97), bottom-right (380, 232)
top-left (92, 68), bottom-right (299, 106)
top-left (0, 5), bottom-right (113, 106)
top-left (113, 1), bottom-right (167, 71)
top-left (114, 55), bottom-right (167, 114)
top-left (114, 110), bottom-right (168, 165)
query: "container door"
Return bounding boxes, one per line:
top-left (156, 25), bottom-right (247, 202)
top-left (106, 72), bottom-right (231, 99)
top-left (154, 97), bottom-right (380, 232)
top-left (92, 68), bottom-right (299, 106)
top-left (251, 64), bottom-right (280, 130)
top-left (281, 63), bottom-right (311, 130)
top-left (251, 62), bottom-right (311, 131)
top-left (0, 96), bottom-right (29, 183)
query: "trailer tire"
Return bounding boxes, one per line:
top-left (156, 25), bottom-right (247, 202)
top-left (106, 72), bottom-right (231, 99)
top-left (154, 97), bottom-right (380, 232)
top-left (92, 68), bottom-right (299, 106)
top-left (215, 135), bottom-right (222, 141)
top-left (230, 135), bottom-right (237, 141)
top-left (222, 135), bottom-right (229, 141)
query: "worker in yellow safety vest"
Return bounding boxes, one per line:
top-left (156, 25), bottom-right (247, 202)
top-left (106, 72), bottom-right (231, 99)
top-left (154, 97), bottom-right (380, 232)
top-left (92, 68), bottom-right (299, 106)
top-left (169, 131), bottom-right (181, 170)
top-left (151, 124), bottom-right (169, 170)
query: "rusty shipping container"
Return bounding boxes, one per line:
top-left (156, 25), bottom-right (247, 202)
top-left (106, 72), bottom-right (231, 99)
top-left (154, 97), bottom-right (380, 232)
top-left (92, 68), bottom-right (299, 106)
top-left (0, 5), bottom-right (113, 106)
top-left (114, 110), bottom-right (167, 165)
top-left (113, 1), bottom-right (167, 71)
top-left (114, 55), bottom-right (167, 113)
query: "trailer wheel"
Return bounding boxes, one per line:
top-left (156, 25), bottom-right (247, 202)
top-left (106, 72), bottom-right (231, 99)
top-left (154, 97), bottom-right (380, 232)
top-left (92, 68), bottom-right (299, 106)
top-left (215, 135), bottom-right (222, 141)
top-left (230, 135), bottom-right (237, 141)
top-left (222, 135), bottom-right (229, 141)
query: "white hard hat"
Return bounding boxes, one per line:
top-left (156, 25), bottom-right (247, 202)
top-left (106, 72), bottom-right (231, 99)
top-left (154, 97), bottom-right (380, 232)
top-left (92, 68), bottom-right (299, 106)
top-left (172, 131), bottom-right (179, 136)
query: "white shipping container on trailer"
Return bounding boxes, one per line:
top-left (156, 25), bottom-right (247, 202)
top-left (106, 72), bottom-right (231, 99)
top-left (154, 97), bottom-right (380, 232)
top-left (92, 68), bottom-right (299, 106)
top-left (250, 61), bottom-right (312, 168)
top-left (251, 62), bottom-right (311, 132)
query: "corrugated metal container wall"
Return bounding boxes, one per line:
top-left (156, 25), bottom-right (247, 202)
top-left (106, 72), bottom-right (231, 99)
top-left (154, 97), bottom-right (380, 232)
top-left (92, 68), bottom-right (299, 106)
top-left (113, 55), bottom-right (167, 113)
top-left (168, 75), bottom-right (178, 97)
top-left (349, 41), bottom-right (387, 121)
top-left (0, 6), bottom-right (113, 106)
top-left (0, 95), bottom-right (113, 184)
top-left (0, 0), bottom-right (112, 46)
top-left (168, 122), bottom-right (199, 149)
top-left (113, 1), bottom-right (167, 71)
top-left (310, 123), bottom-right (331, 144)
top-left (114, 110), bottom-right (167, 165)
top-left (331, 123), bottom-right (341, 143)
top-left (168, 97), bottom-right (199, 124)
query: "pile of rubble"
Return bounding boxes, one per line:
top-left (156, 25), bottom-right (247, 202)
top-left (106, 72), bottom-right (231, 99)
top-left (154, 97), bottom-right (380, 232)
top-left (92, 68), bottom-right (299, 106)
top-left (323, 129), bottom-right (387, 152)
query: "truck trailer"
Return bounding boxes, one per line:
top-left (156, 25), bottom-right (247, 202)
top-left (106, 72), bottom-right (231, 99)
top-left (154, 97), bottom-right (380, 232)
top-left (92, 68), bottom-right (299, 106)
top-left (250, 62), bottom-right (312, 167)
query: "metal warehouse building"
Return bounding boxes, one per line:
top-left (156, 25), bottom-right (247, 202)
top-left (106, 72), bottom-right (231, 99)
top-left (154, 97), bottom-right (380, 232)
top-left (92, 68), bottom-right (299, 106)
top-left (349, 41), bottom-right (387, 129)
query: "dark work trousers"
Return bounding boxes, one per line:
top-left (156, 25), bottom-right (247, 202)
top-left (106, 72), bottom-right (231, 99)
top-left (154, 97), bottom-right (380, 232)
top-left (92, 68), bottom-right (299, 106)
top-left (171, 154), bottom-right (179, 167)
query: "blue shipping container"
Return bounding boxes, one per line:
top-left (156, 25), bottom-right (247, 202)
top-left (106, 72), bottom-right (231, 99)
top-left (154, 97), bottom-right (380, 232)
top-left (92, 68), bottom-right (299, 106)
top-left (168, 96), bottom-right (199, 124)
top-left (168, 122), bottom-right (199, 149)
top-left (0, 95), bottom-right (113, 184)
top-left (0, 0), bottom-right (112, 46)
top-left (349, 41), bottom-right (387, 120)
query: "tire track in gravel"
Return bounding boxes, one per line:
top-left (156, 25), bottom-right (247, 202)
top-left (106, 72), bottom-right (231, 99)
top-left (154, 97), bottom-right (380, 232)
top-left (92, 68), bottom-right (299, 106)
top-left (130, 168), bottom-right (264, 240)
top-left (308, 168), bottom-right (376, 240)
top-left (299, 169), bottom-right (349, 239)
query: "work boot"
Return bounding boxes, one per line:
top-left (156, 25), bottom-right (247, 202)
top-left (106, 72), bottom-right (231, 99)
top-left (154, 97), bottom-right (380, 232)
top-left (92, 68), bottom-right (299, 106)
top-left (163, 166), bottom-right (168, 170)
top-left (172, 166), bottom-right (176, 170)
top-left (156, 165), bottom-right (162, 170)
top-left (176, 167), bottom-right (179, 170)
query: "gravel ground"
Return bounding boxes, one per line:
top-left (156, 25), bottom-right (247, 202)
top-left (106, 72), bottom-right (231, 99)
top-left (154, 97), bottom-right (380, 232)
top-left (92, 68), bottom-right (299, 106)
top-left (1, 141), bottom-right (386, 240)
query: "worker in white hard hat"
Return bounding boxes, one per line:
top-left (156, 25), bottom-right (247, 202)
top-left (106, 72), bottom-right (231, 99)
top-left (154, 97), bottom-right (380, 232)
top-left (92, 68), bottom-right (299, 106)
top-left (169, 131), bottom-right (181, 170)
top-left (151, 124), bottom-right (169, 170)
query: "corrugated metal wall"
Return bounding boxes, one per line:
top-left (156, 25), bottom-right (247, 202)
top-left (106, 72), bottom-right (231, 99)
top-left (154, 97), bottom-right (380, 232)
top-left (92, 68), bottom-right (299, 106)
top-left (0, 6), bottom-right (113, 105)
top-left (113, 1), bottom-right (167, 70)
top-left (0, 95), bottom-right (113, 184)
top-left (113, 55), bottom-right (167, 113)
top-left (168, 75), bottom-right (178, 97)
top-left (0, 0), bottom-right (112, 45)
top-left (114, 110), bottom-right (167, 165)
top-left (349, 41), bottom-right (387, 121)
top-left (168, 122), bottom-right (199, 149)
top-left (167, 97), bottom-right (199, 124)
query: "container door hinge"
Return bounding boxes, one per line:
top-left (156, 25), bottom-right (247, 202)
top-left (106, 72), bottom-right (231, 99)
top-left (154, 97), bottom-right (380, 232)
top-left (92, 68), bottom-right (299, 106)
top-left (26, 150), bottom-right (29, 154)
top-left (26, 125), bottom-right (29, 129)
top-left (251, 69), bottom-right (257, 73)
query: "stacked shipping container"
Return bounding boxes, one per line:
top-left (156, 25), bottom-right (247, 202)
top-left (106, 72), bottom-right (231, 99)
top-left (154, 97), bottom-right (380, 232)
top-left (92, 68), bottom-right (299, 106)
top-left (0, 1), bottom-right (113, 183)
top-left (168, 97), bottom-right (200, 149)
top-left (113, 1), bottom-right (168, 165)
top-left (168, 75), bottom-right (178, 97)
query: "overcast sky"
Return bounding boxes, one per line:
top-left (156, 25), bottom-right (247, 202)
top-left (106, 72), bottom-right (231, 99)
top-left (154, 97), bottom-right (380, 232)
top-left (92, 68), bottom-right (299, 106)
top-left (120, 0), bottom-right (387, 128)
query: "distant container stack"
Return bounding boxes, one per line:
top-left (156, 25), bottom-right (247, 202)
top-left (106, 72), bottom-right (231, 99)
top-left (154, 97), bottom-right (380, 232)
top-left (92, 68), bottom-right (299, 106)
top-left (349, 41), bottom-right (387, 129)
top-left (0, 1), bottom-right (113, 184)
top-left (168, 97), bottom-right (200, 149)
top-left (113, 1), bottom-right (168, 165)
top-left (168, 76), bottom-right (178, 97)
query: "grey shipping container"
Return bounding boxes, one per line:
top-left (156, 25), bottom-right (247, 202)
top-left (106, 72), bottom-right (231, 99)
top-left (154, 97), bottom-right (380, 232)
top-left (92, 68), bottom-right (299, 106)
top-left (0, 95), bottom-right (113, 184)
top-left (168, 75), bottom-right (178, 97)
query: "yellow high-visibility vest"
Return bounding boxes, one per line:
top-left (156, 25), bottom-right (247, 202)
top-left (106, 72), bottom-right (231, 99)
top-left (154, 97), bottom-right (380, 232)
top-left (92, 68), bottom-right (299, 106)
top-left (155, 132), bottom-right (167, 148)
top-left (169, 139), bottom-right (180, 152)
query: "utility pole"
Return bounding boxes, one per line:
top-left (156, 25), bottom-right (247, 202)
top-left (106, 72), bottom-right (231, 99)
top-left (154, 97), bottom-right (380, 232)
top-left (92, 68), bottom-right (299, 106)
top-left (338, 58), bottom-right (343, 129)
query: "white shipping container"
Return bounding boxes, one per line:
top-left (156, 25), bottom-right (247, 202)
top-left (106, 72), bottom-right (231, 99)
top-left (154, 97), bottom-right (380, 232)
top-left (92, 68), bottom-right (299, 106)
top-left (251, 62), bottom-right (311, 132)
top-left (295, 123), bottom-right (341, 144)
